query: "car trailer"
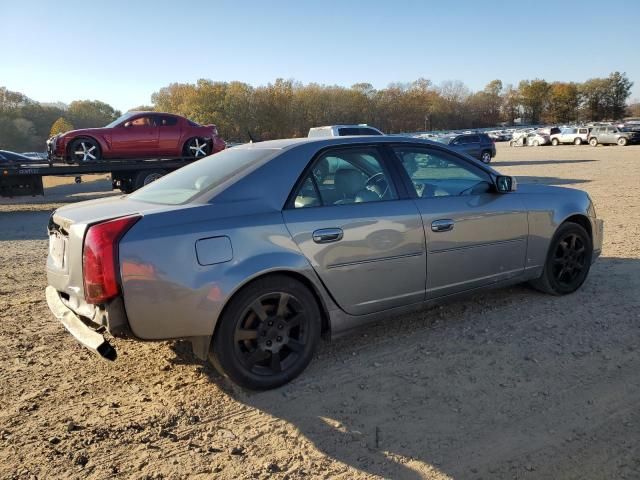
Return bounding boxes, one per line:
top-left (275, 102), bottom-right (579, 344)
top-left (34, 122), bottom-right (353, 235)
top-left (0, 157), bottom-right (201, 197)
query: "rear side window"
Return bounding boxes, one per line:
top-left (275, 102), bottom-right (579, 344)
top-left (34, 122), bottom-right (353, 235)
top-left (159, 116), bottom-right (178, 126)
top-left (129, 148), bottom-right (277, 205)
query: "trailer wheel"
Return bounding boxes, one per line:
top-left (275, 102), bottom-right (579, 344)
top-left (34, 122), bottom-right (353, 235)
top-left (134, 170), bottom-right (167, 190)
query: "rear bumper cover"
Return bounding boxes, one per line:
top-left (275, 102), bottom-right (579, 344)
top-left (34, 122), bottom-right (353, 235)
top-left (45, 286), bottom-right (117, 360)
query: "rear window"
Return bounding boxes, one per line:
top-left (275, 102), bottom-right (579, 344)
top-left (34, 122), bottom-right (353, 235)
top-left (338, 127), bottom-right (382, 136)
top-left (129, 148), bottom-right (277, 205)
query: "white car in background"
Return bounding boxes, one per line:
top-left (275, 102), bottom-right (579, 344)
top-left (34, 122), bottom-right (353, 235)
top-left (550, 127), bottom-right (590, 145)
top-left (526, 132), bottom-right (551, 146)
top-left (308, 124), bottom-right (384, 137)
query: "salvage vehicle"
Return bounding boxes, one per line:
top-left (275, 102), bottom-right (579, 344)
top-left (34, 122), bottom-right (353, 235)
top-left (550, 127), bottom-right (590, 145)
top-left (46, 136), bottom-right (603, 389)
top-left (46, 112), bottom-right (226, 163)
top-left (443, 133), bottom-right (496, 163)
top-left (588, 126), bottom-right (640, 146)
top-left (308, 124), bottom-right (384, 137)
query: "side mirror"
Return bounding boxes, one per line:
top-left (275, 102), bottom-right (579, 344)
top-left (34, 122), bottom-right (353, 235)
top-left (495, 175), bottom-right (517, 193)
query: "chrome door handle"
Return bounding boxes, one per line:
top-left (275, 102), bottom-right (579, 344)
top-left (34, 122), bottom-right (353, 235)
top-left (312, 228), bottom-right (343, 244)
top-left (431, 219), bottom-right (454, 232)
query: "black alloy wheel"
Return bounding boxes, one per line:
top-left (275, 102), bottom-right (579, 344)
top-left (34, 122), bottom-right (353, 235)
top-left (530, 222), bottom-right (592, 295)
top-left (210, 276), bottom-right (320, 389)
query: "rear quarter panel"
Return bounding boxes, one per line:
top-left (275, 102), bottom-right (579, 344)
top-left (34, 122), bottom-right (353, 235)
top-left (118, 204), bottom-right (323, 340)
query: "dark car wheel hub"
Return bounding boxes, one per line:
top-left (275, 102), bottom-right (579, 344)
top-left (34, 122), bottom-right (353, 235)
top-left (234, 292), bottom-right (307, 375)
top-left (552, 233), bottom-right (586, 286)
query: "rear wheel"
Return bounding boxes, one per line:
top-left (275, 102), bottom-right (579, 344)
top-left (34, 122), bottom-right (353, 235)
top-left (69, 138), bottom-right (101, 163)
top-left (480, 150), bottom-right (492, 163)
top-left (589, 137), bottom-right (598, 147)
top-left (210, 275), bottom-right (321, 390)
top-left (617, 137), bottom-right (628, 146)
top-left (529, 222), bottom-right (592, 295)
top-left (551, 138), bottom-right (559, 146)
top-left (184, 137), bottom-right (210, 158)
top-left (574, 137), bottom-right (582, 145)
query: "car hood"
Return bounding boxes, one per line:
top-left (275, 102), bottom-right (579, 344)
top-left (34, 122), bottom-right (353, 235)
top-left (515, 182), bottom-right (580, 196)
top-left (58, 127), bottom-right (109, 139)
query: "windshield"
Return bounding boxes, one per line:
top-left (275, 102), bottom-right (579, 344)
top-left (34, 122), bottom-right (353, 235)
top-left (129, 147), bottom-right (278, 205)
top-left (104, 112), bottom-right (136, 128)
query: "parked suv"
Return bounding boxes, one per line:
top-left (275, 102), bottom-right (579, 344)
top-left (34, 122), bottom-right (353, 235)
top-left (446, 133), bottom-right (496, 163)
top-left (588, 126), bottom-right (640, 146)
top-left (550, 127), bottom-right (590, 145)
top-left (308, 125), bottom-right (384, 137)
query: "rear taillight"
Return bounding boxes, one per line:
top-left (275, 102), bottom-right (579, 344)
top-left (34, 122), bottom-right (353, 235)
top-left (83, 215), bottom-right (140, 304)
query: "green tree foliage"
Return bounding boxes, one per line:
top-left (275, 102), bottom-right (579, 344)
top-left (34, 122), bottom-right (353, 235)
top-left (50, 117), bottom-right (75, 136)
top-left (67, 100), bottom-right (121, 129)
top-left (518, 79), bottom-right (551, 124)
top-left (547, 82), bottom-right (580, 123)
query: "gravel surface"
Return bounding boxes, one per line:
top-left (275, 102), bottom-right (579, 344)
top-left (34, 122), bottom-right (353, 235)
top-left (1, 143), bottom-right (639, 479)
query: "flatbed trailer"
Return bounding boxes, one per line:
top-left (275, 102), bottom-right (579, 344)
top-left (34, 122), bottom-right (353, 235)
top-left (0, 157), bottom-right (201, 197)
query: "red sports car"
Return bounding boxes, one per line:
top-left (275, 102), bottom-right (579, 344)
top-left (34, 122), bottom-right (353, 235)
top-left (47, 111), bottom-right (226, 163)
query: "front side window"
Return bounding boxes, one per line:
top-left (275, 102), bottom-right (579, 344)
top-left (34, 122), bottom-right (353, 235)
top-left (126, 116), bottom-right (156, 128)
top-left (393, 147), bottom-right (491, 198)
top-left (292, 147), bottom-right (397, 208)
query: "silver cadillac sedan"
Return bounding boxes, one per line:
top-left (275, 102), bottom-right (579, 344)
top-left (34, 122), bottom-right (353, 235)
top-left (46, 137), bottom-right (603, 389)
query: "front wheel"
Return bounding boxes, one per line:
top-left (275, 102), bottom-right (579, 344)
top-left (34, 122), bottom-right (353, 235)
top-left (617, 137), bottom-right (628, 146)
top-left (480, 150), bottom-right (492, 163)
top-left (551, 138), bottom-right (559, 146)
top-left (574, 138), bottom-right (582, 145)
top-left (589, 138), bottom-right (598, 147)
top-left (532, 140), bottom-right (539, 147)
top-left (529, 222), bottom-right (592, 295)
top-left (69, 138), bottom-right (101, 163)
top-left (184, 137), bottom-right (210, 158)
top-left (210, 275), bottom-right (321, 390)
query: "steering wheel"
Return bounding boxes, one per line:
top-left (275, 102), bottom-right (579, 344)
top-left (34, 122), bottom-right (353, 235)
top-left (365, 172), bottom-right (390, 199)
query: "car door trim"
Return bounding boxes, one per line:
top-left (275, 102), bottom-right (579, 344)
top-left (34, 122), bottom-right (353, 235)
top-left (327, 251), bottom-right (424, 269)
top-left (429, 236), bottom-right (525, 254)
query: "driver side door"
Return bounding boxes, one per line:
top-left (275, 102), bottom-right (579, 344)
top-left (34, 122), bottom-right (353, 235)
top-left (111, 114), bottom-right (160, 157)
top-left (391, 145), bottom-right (528, 299)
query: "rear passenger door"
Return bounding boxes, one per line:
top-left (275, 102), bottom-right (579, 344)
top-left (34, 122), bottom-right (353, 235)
top-left (283, 145), bottom-right (426, 315)
top-left (157, 115), bottom-right (183, 155)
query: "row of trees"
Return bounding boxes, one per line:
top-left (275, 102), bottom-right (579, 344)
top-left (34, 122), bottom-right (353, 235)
top-left (0, 72), bottom-right (635, 150)
top-left (150, 72), bottom-right (634, 141)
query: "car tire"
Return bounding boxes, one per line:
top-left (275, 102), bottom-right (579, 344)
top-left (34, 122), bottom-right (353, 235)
top-left (184, 137), bottom-right (211, 158)
top-left (134, 169), bottom-right (167, 190)
top-left (509, 140), bottom-right (515, 147)
top-left (574, 138), bottom-right (582, 145)
top-left (589, 138), bottom-right (598, 147)
top-left (529, 222), bottom-right (592, 296)
top-left (69, 137), bottom-right (101, 163)
top-left (551, 138), bottom-right (559, 146)
top-left (210, 275), bottom-right (321, 390)
top-left (617, 137), bottom-right (628, 146)
top-left (532, 140), bottom-right (539, 147)
top-left (480, 150), bottom-right (492, 163)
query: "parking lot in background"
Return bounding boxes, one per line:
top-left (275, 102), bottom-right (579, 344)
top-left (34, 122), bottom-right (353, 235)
top-left (1, 142), bottom-right (639, 479)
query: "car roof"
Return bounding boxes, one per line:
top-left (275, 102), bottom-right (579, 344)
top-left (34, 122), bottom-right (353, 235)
top-left (231, 135), bottom-right (442, 151)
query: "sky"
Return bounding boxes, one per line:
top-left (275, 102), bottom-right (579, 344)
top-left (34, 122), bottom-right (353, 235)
top-left (1, 0), bottom-right (639, 112)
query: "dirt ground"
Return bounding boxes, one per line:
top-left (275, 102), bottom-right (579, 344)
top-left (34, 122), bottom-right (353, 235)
top-left (1, 143), bottom-right (639, 480)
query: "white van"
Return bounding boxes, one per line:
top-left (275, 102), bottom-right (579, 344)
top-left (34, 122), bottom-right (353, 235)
top-left (308, 124), bottom-right (384, 137)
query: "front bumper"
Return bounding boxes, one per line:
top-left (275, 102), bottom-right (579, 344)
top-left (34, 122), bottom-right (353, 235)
top-left (45, 286), bottom-right (117, 360)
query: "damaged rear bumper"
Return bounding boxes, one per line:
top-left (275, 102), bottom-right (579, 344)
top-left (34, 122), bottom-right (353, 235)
top-left (45, 286), bottom-right (117, 360)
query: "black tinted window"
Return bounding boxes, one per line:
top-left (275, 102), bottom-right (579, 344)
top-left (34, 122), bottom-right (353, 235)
top-left (338, 128), bottom-right (359, 136)
top-left (359, 128), bottom-right (382, 135)
top-left (159, 116), bottom-right (178, 126)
